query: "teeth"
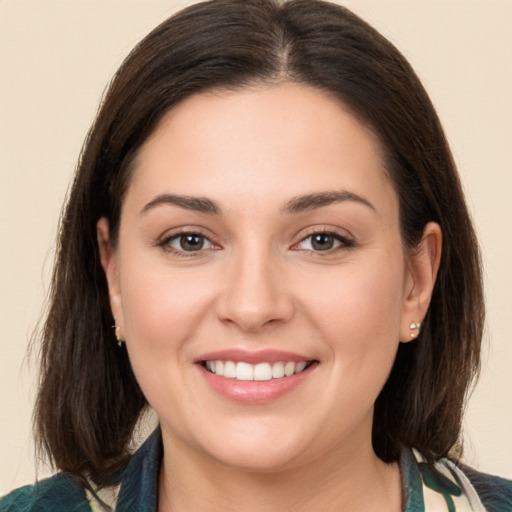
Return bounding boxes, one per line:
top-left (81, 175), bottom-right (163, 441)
top-left (236, 362), bottom-right (253, 381)
top-left (284, 362), bottom-right (295, 377)
top-left (295, 361), bottom-right (307, 373)
top-left (254, 363), bottom-right (272, 381)
top-left (224, 361), bottom-right (236, 378)
top-left (206, 360), bottom-right (310, 381)
top-left (272, 362), bottom-right (285, 378)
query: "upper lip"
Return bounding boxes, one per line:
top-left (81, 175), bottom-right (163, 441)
top-left (195, 349), bottom-right (314, 365)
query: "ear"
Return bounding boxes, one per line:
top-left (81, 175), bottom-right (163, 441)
top-left (400, 222), bottom-right (442, 342)
top-left (97, 217), bottom-right (125, 339)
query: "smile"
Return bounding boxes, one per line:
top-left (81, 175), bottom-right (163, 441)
top-left (203, 360), bottom-right (312, 381)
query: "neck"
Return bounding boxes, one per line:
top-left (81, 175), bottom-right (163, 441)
top-left (158, 433), bottom-right (402, 512)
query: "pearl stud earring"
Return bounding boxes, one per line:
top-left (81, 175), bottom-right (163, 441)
top-left (409, 322), bottom-right (421, 338)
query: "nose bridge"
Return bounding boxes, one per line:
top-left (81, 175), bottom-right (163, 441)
top-left (217, 238), bottom-right (293, 331)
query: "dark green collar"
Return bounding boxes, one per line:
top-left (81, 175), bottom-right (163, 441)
top-left (115, 430), bottom-right (428, 512)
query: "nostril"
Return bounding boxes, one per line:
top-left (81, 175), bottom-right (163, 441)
top-left (214, 260), bottom-right (295, 331)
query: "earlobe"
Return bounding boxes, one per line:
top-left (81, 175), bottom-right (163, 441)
top-left (97, 218), bottom-right (124, 332)
top-left (400, 222), bottom-right (442, 342)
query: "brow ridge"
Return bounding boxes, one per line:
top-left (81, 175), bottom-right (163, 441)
top-left (141, 190), bottom-right (375, 217)
top-left (282, 190), bottom-right (376, 214)
top-left (141, 194), bottom-right (221, 215)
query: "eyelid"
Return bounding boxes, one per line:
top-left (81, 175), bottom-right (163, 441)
top-left (157, 227), bottom-right (220, 256)
top-left (155, 225), bottom-right (353, 256)
top-left (292, 227), bottom-right (354, 252)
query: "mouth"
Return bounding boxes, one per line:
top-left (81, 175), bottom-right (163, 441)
top-left (195, 349), bottom-right (318, 403)
top-left (201, 360), bottom-right (316, 381)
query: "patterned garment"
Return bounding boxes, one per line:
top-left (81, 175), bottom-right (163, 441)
top-left (2, 429), bottom-right (511, 511)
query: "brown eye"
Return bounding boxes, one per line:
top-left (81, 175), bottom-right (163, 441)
top-left (163, 232), bottom-right (214, 253)
top-left (296, 232), bottom-right (353, 252)
top-left (179, 234), bottom-right (205, 251)
top-left (311, 234), bottom-right (336, 251)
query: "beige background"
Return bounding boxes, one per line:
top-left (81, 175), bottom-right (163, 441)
top-left (1, 0), bottom-right (511, 494)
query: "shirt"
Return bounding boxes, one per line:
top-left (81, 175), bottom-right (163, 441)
top-left (1, 429), bottom-right (511, 511)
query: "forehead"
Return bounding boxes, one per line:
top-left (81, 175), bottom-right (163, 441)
top-left (126, 83), bottom-right (396, 217)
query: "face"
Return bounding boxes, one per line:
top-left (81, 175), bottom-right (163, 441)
top-left (99, 83), bottom-right (438, 473)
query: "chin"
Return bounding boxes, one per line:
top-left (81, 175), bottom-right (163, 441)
top-left (208, 443), bottom-right (305, 473)
top-left (188, 419), bottom-right (319, 473)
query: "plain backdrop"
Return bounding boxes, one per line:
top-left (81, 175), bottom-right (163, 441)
top-left (1, 0), bottom-right (511, 494)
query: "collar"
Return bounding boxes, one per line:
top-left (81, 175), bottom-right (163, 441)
top-left (89, 428), bottom-right (485, 512)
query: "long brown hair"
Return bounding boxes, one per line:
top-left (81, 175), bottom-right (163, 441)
top-left (34, 0), bottom-right (484, 485)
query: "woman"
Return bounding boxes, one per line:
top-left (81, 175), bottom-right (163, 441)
top-left (1, 0), bottom-right (510, 510)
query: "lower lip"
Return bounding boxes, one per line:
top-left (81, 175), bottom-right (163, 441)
top-left (198, 364), bottom-right (316, 404)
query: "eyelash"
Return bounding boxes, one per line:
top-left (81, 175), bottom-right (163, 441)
top-left (293, 229), bottom-right (354, 254)
top-left (157, 228), bottom-right (354, 257)
top-left (157, 229), bottom-right (218, 257)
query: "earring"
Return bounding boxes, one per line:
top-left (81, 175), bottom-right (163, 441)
top-left (112, 317), bottom-right (124, 347)
top-left (409, 322), bottom-right (421, 338)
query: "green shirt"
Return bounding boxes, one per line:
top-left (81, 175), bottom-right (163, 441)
top-left (1, 430), bottom-right (511, 511)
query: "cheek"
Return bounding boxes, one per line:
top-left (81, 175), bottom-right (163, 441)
top-left (298, 253), bottom-right (405, 378)
top-left (305, 257), bottom-right (403, 334)
top-left (117, 260), bottom-right (220, 414)
top-left (118, 259), bottom-right (216, 368)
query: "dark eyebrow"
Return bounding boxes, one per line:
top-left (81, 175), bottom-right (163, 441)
top-left (140, 194), bottom-right (221, 216)
top-left (282, 190), bottom-right (377, 215)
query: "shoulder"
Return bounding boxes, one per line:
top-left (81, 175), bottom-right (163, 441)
top-left (0, 473), bottom-right (90, 512)
top-left (423, 456), bottom-right (512, 512)
top-left (0, 429), bottom-right (162, 512)
top-left (403, 448), bottom-right (512, 511)
top-left (460, 464), bottom-right (512, 512)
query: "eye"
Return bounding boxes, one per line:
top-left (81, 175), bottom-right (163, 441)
top-left (296, 232), bottom-right (352, 252)
top-left (162, 232), bottom-right (215, 253)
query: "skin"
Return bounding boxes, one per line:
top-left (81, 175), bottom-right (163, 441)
top-left (98, 83), bottom-right (441, 512)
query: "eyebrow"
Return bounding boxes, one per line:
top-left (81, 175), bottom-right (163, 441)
top-left (140, 190), bottom-right (377, 217)
top-left (141, 194), bottom-right (221, 216)
top-left (282, 190), bottom-right (377, 214)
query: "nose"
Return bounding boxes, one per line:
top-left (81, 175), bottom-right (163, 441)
top-left (216, 247), bottom-right (294, 332)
